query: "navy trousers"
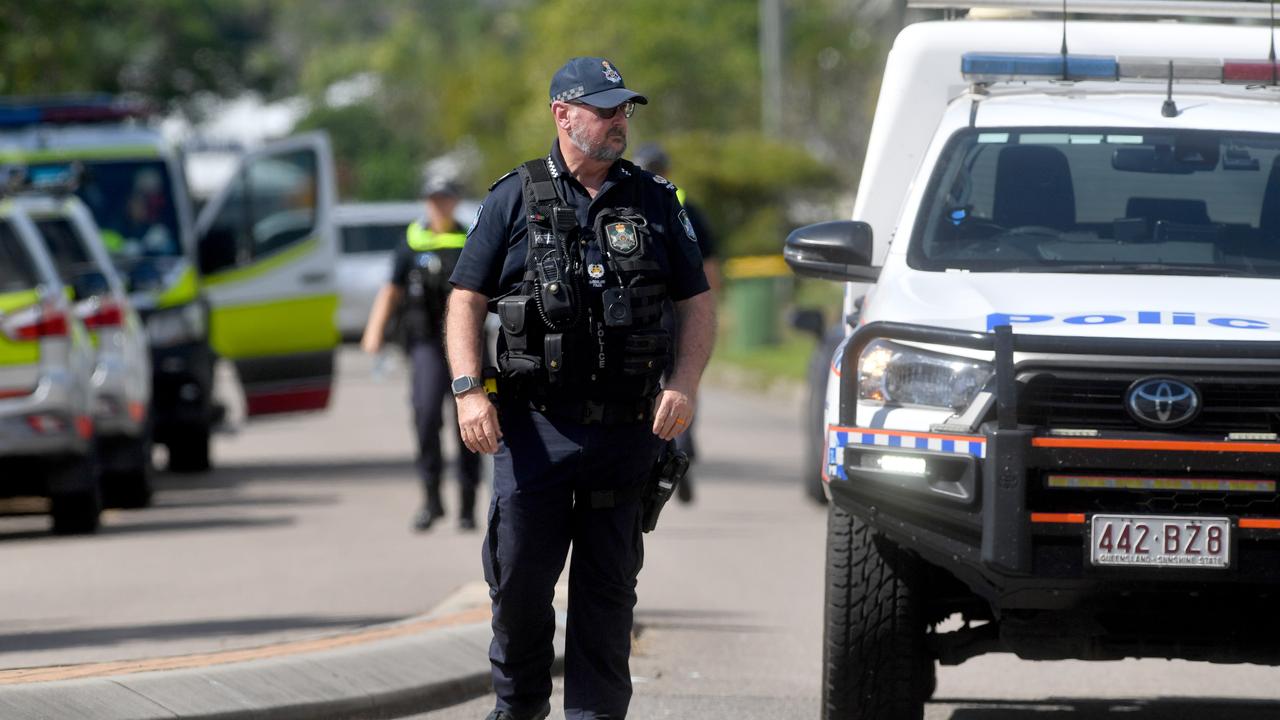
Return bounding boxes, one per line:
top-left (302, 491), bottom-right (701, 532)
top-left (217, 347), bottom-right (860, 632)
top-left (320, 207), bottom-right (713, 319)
top-left (484, 407), bottom-right (663, 720)
top-left (409, 340), bottom-right (480, 520)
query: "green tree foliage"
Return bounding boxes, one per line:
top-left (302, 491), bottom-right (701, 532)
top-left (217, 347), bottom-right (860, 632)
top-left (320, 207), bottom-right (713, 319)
top-left (0, 0), bottom-right (282, 113)
top-left (0, 0), bottom-right (894, 258)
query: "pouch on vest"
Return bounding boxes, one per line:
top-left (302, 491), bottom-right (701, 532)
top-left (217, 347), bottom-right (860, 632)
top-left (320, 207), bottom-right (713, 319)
top-left (536, 251), bottom-right (577, 324)
top-left (498, 295), bottom-right (532, 352)
top-left (545, 333), bottom-right (566, 380)
top-left (621, 329), bottom-right (671, 376)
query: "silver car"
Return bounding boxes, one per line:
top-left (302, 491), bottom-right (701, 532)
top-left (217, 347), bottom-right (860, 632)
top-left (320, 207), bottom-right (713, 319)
top-left (0, 200), bottom-right (101, 533)
top-left (334, 201), bottom-right (477, 341)
top-left (14, 194), bottom-right (153, 508)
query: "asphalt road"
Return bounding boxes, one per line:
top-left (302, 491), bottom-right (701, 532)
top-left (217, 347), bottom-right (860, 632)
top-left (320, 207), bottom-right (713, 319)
top-left (4, 347), bottom-right (1280, 718)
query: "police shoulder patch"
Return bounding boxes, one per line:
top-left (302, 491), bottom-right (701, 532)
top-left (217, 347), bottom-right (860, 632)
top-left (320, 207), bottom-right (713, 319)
top-left (678, 209), bottom-right (698, 243)
top-left (466, 204), bottom-right (483, 237)
top-left (488, 169), bottom-right (517, 191)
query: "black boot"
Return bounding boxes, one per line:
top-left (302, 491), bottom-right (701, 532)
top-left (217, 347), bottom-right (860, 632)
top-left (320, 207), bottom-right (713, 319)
top-left (484, 701), bottom-right (551, 720)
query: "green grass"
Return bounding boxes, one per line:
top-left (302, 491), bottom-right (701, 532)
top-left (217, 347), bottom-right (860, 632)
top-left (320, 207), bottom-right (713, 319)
top-left (710, 330), bottom-right (817, 383)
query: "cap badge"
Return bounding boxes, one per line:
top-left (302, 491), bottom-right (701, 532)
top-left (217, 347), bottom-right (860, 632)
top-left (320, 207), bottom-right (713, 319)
top-left (588, 263), bottom-right (605, 279)
top-left (606, 221), bottom-right (639, 255)
top-left (601, 60), bottom-right (622, 84)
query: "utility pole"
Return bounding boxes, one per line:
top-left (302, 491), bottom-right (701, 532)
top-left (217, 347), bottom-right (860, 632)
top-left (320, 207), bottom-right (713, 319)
top-left (760, 0), bottom-right (783, 137)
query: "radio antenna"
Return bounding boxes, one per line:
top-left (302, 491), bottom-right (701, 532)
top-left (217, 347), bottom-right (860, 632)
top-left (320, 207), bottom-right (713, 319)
top-left (1162, 61), bottom-right (1179, 117)
top-left (1060, 0), bottom-right (1069, 80)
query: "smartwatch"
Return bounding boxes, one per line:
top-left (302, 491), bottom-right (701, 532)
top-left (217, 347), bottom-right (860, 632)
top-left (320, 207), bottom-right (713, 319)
top-left (451, 375), bottom-right (484, 396)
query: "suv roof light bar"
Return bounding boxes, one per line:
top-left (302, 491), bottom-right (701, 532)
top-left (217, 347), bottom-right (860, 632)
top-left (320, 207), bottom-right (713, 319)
top-left (910, 0), bottom-right (1280, 20)
top-left (963, 52), bottom-right (1280, 87)
top-left (0, 96), bottom-right (150, 130)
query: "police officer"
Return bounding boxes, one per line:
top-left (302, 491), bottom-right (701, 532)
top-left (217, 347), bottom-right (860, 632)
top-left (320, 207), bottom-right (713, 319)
top-left (362, 175), bottom-right (480, 532)
top-left (632, 143), bottom-right (721, 503)
top-left (446, 57), bottom-right (715, 720)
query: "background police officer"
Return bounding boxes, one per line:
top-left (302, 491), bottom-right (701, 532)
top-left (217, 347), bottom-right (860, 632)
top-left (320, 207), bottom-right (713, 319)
top-left (632, 142), bottom-right (720, 504)
top-left (446, 57), bottom-right (715, 720)
top-left (362, 175), bottom-right (480, 532)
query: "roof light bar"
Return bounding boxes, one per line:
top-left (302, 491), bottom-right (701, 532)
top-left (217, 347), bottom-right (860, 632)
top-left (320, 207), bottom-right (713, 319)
top-left (0, 97), bottom-right (150, 130)
top-left (963, 52), bottom-right (1280, 87)
top-left (962, 52), bottom-right (1117, 82)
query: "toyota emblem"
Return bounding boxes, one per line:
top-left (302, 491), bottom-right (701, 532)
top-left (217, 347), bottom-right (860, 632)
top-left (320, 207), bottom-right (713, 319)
top-left (1125, 377), bottom-right (1201, 429)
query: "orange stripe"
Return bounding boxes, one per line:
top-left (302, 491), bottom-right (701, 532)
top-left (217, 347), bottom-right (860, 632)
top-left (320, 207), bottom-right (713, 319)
top-left (1240, 518), bottom-right (1280, 530)
top-left (828, 425), bottom-right (985, 444)
top-left (1031, 512), bottom-right (1086, 524)
top-left (0, 388), bottom-right (33, 400)
top-left (1033, 437), bottom-right (1280, 454)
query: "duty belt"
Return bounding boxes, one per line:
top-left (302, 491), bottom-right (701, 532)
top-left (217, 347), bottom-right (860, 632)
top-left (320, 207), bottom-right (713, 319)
top-left (526, 395), bottom-right (655, 425)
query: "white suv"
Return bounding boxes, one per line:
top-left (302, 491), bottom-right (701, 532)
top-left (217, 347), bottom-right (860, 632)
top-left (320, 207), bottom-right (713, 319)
top-left (786, 9), bottom-right (1280, 719)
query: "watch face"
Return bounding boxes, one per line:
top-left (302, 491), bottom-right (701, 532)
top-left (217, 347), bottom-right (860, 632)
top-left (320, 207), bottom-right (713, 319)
top-left (452, 376), bottom-right (475, 394)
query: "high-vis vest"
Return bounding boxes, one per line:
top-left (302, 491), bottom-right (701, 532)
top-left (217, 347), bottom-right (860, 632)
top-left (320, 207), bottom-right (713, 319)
top-left (403, 222), bottom-right (466, 341)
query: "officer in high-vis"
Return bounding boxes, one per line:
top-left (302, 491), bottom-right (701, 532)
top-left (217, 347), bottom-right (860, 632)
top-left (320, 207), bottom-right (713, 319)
top-left (362, 175), bottom-right (480, 532)
top-left (446, 57), bottom-right (715, 720)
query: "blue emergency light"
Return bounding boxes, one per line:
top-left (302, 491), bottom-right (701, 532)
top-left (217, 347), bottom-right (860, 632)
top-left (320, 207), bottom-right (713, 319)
top-left (962, 52), bottom-right (1118, 82)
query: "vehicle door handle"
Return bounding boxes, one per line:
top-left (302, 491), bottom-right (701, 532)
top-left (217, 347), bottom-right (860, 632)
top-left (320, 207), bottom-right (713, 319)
top-left (300, 272), bottom-right (329, 285)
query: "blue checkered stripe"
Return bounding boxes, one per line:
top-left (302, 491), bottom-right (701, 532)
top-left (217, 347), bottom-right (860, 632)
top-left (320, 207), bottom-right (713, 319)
top-left (825, 427), bottom-right (987, 481)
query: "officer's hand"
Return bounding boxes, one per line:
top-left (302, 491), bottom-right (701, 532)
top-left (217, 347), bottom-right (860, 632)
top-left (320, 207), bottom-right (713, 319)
top-left (457, 390), bottom-right (502, 454)
top-left (360, 334), bottom-right (381, 355)
top-left (653, 388), bottom-right (694, 441)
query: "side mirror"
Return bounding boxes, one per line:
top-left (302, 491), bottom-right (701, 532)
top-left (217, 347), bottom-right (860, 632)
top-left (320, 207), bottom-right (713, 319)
top-left (789, 307), bottom-right (825, 339)
top-left (783, 221), bottom-right (878, 283)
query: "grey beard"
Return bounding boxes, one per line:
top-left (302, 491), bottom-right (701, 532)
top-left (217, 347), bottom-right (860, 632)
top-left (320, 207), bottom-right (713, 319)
top-left (569, 123), bottom-right (626, 162)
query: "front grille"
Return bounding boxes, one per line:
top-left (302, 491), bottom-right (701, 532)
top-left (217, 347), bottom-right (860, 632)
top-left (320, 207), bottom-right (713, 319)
top-left (1028, 479), bottom-right (1280, 516)
top-left (1018, 370), bottom-right (1280, 434)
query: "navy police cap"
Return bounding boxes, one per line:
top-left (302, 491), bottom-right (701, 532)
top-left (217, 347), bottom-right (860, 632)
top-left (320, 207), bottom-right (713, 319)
top-left (549, 57), bottom-right (649, 108)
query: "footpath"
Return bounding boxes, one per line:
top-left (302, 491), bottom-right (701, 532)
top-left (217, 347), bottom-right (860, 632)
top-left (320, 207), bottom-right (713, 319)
top-left (0, 583), bottom-right (564, 720)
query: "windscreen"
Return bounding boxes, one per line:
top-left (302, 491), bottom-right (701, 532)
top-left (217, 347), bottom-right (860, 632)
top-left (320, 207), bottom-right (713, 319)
top-left (0, 220), bottom-right (40, 292)
top-left (32, 159), bottom-right (182, 258)
top-left (341, 223), bottom-right (406, 254)
top-left (909, 129), bottom-right (1280, 277)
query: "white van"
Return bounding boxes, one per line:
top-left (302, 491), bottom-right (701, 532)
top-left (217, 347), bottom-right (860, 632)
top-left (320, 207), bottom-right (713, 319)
top-left (785, 5), bottom-right (1280, 718)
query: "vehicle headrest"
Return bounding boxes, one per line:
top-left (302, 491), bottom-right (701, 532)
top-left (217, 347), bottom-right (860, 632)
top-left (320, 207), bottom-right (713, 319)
top-left (993, 145), bottom-right (1075, 230)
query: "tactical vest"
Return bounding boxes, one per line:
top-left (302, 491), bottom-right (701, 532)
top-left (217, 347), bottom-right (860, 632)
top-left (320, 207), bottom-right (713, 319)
top-left (403, 222), bottom-right (465, 341)
top-left (494, 158), bottom-right (671, 401)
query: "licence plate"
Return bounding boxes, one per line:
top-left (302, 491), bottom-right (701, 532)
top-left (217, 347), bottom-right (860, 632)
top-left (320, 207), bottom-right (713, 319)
top-left (1090, 515), bottom-right (1231, 569)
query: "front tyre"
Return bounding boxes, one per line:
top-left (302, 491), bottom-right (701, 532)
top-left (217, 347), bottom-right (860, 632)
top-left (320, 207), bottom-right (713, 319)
top-left (822, 505), bottom-right (931, 720)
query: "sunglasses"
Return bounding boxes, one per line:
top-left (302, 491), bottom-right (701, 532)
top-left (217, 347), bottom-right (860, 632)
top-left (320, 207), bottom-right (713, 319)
top-left (570, 101), bottom-right (635, 119)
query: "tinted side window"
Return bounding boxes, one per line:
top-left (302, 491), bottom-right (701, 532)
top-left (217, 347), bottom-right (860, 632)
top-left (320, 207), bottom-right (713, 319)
top-left (35, 218), bottom-right (93, 283)
top-left (0, 221), bottom-right (41, 292)
top-left (341, 223), bottom-right (406, 254)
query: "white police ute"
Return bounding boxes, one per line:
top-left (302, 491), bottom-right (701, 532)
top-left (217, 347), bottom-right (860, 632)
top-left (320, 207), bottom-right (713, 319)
top-left (785, 3), bottom-right (1280, 718)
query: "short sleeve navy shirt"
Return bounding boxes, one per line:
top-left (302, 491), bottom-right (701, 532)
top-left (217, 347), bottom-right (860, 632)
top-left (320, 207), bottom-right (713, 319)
top-left (450, 140), bottom-right (709, 302)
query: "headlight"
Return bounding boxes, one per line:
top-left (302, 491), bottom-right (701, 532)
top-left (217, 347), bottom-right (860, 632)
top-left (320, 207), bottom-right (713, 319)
top-left (858, 339), bottom-right (992, 411)
top-left (146, 303), bottom-right (206, 348)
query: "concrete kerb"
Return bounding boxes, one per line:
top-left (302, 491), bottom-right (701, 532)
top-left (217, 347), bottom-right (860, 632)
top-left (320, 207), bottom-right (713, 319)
top-left (0, 582), bottom-right (568, 720)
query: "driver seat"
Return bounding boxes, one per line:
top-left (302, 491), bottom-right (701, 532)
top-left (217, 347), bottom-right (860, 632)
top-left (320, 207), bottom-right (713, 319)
top-left (992, 145), bottom-right (1077, 231)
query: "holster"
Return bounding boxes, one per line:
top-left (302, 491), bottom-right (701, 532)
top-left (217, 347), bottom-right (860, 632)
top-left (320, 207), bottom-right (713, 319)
top-left (641, 447), bottom-right (690, 533)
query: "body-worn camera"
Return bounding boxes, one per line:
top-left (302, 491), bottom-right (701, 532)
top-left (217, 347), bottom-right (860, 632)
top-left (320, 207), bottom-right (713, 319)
top-left (603, 287), bottom-right (632, 327)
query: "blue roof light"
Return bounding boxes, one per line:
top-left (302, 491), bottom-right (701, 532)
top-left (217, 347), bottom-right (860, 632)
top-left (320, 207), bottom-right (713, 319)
top-left (962, 52), bottom-right (1118, 83)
